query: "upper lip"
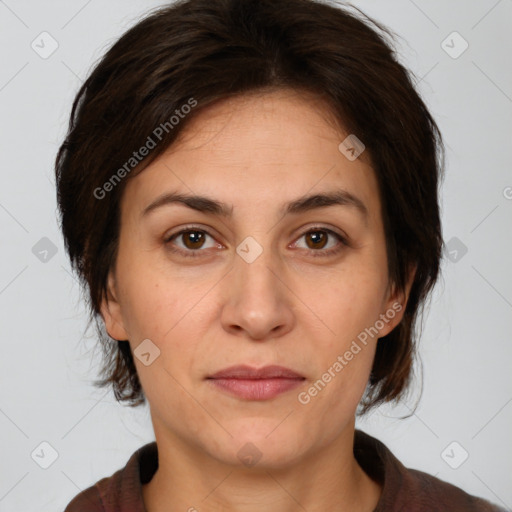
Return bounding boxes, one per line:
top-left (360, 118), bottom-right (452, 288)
top-left (208, 365), bottom-right (304, 380)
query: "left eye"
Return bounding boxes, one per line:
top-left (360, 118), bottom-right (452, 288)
top-left (292, 228), bottom-right (346, 254)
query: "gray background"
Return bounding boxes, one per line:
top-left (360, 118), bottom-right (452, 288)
top-left (1, 0), bottom-right (511, 510)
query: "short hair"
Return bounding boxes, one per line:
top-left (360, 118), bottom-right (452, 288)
top-left (55, 0), bottom-right (444, 414)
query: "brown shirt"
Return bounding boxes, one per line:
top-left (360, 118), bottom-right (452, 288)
top-left (64, 429), bottom-right (506, 511)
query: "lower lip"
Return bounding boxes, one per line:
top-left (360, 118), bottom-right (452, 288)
top-left (208, 378), bottom-right (304, 400)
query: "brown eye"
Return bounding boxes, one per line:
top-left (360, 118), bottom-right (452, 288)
top-left (304, 230), bottom-right (329, 249)
top-left (292, 227), bottom-right (348, 257)
top-left (165, 228), bottom-right (220, 257)
top-left (181, 230), bottom-right (206, 249)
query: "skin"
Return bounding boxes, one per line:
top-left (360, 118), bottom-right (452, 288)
top-left (101, 89), bottom-right (415, 512)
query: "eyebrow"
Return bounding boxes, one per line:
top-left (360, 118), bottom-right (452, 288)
top-left (141, 188), bottom-right (368, 222)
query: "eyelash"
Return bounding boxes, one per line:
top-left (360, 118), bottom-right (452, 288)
top-left (164, 225), bottom-right (348, 259)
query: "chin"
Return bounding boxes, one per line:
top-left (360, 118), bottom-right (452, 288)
top-left (210, 423), bottom-right (306, 469)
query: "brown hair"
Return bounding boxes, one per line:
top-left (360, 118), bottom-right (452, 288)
top-left (55, 0), bottom-right (444, 413)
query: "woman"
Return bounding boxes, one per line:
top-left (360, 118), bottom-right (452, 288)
top-left (56, 0), bottom-right (505, 510)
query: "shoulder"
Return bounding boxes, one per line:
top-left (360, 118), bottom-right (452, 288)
top-left (401, 466), bottom-right (507, 511)
top-left (62, 464), bottom-right (136, 512)
top-left (63, 482), bottom-right (104, 512)
top-left (354, 430), bottom-right (506, 512)
top-left (63, 441), bottom-right (158, 512)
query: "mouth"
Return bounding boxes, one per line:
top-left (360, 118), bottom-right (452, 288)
top-left (206, 365), bottom-right (305, 401)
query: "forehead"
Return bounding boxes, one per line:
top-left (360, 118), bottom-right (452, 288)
top-left (121, 89), bottom-right (380, 223)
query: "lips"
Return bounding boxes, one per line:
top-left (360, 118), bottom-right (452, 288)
top-left (207, 365), bottom-right (305, 401)
top-left (208, 364), bottom-right (304, 380)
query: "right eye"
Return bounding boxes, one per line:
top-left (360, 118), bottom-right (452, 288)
top-left (164, 227), bottom-right (224, 258)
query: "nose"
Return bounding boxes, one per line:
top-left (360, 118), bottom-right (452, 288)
top-left (220, 243), bottom-right (295, 341)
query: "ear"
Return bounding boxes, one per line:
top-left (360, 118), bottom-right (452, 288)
top-left (377, 263), bottom-right (417, 338)
top-left (99, 270), bottom-right (130, 341)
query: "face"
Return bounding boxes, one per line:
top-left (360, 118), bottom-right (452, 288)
top-left (101, 89), bottom-right (412, 469)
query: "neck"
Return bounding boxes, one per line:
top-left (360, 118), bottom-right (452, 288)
top-left (142, 423), bottom-right (382, 512)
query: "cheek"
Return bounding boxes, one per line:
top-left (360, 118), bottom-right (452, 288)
top-left (119, 265), bottom-right (214, 377)
top-left (310, 268), bottom-right (387, 347)
top-left (298, 263), bottom-right (386, 412)
top-left (116, 260), bottom-right (184, 344)
top-left (116, 232), bottom-right (199, 330)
